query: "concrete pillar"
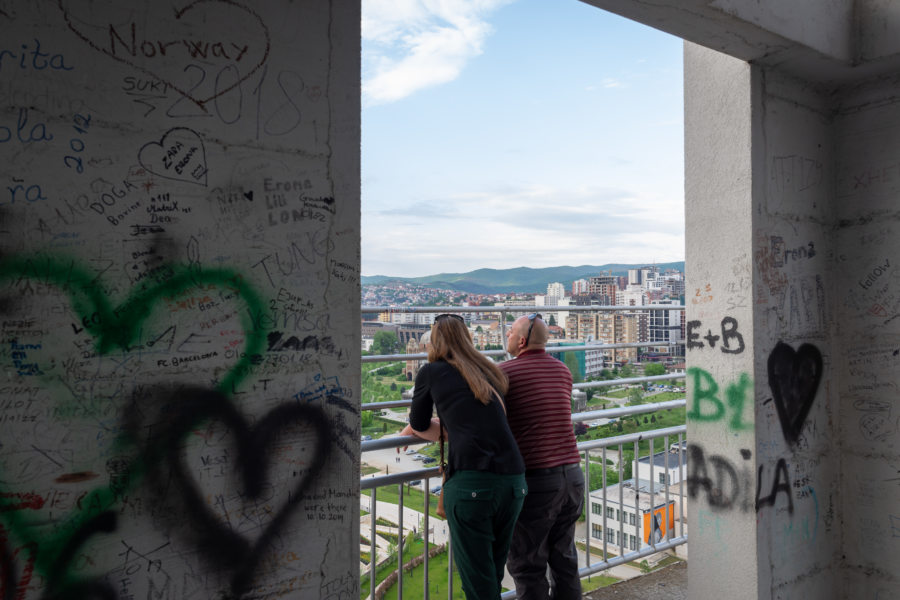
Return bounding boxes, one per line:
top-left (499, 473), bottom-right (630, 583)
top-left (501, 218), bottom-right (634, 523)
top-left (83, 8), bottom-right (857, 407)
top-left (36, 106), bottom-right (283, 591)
top-left (0, 2), bottom-right (360, 598)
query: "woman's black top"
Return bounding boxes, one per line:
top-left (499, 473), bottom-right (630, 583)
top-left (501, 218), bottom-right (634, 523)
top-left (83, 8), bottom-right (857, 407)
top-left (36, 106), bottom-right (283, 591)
top-left (409, 360), bottom-right (524, 478)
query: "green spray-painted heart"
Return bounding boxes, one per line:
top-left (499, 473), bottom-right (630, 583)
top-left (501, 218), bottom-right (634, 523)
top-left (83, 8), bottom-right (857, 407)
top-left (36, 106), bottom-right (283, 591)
top-left (0, 253), bottom-right (268, 592)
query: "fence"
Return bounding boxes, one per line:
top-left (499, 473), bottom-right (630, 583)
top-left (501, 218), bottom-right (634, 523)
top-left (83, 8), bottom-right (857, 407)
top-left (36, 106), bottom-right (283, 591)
top-left (359, 304), bottom-right (686, 599)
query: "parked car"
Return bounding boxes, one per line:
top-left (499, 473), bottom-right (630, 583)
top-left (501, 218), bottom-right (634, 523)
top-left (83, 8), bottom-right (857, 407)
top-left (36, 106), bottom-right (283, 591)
top-left (361, 435), bottom-right (372, 441)
top-left (411, 454), bottom-right (426, 461)
top-left (408, 480), bottom-right (421, 486)
top-left (405, 448), bottom-right (417, 455)
top-left (422, 457), bottom-right (437, 464)
top-left (430, 485), bottom-right (442, 494)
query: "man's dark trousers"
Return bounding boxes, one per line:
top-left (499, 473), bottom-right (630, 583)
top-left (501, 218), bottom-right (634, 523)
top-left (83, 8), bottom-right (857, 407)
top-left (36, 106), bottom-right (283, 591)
top-left (507, 463), bottom-right (584, 600)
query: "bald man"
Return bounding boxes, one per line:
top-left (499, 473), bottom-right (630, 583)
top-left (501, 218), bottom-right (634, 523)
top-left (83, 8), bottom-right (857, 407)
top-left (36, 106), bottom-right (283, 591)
top-left (500, 313), bottom-right (584, 600)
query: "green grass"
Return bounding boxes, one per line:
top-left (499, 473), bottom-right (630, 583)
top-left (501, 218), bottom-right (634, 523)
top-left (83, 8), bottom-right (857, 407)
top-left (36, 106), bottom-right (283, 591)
top-left (363, 483), bottom-right (444, 521)
top-left (653, 555), bottom-right (684, 569)
top-left (599, 388), bottom-right (630, 398)
top-left (361, 543), bottom-right (466, 600)
top-left (581, 574), bottom-right (620, 592)
top-left (578, 406), bottom-right (685, 447)
top-left (380, 532), bottom-right (399, 545)
top-left (359, 540), bottom-right (462, 599)
top-left (649, 391), bottom-right (684, 402)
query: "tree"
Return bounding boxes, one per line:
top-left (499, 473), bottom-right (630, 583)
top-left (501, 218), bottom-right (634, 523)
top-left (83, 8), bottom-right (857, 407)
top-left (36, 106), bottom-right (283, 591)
top-left (562, 352), bottom-right (583, 383)
top-left (574, 422), bottom-right (588, 436)
top-left (371, 330), bottom-right (400, 355)
top-left (587, 462), bottom-right (620, 489)
top-left (627, 387), bottom-right (643, 406)
top-left (548, 315), bottom-right (557, 326)
top-left (620, 363), bottom-right (634, 378)
top-left (644, 362), bottom-right (667, 376)
top-left (390, 382), bottom-right (397, 391)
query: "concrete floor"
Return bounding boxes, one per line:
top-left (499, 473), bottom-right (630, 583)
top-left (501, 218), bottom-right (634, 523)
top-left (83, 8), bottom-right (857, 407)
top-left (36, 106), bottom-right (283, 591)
top-left (583, 562), bottom-right (687, 600)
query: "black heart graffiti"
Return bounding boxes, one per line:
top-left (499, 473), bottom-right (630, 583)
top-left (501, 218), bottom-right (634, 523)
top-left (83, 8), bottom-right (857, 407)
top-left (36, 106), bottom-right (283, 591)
top-left (767, 341), bottom-right (823, 445)
top-left (138, 127), bottom-right (208, 186)
top-left (148, 388), bottom-right (331, 597)
top-left (58, 0), bottom-right (270, 108)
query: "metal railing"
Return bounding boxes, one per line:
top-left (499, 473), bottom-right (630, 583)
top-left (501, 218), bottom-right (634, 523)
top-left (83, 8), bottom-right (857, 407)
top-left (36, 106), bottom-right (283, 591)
top-left (359, 304), bottom-right (686, 599)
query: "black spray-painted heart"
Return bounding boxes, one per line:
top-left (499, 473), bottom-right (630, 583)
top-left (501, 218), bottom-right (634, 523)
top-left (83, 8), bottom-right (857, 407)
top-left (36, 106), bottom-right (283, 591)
top-left (767, 341), bottom-right (823, 445)
top-left (138, 127), bottom-right (208, 185)
top-left (58, 0), bottom-right (270, 107)
top-left (151, 387), bottom-right (331, 597)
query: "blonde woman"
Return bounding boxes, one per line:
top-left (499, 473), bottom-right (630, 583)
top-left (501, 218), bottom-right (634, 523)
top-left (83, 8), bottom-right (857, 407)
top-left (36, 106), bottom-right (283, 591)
top-left (400, 313), bottom-right (526, 599)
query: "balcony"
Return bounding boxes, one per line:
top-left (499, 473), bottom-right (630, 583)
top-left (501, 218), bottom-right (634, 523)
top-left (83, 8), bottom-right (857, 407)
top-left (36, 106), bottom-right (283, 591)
top-left (359, 304), bottom-right (687, 599)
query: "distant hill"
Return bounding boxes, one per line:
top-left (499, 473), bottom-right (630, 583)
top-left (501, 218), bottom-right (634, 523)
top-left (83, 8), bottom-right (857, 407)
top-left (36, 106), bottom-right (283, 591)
top-left (362, 262), bottom-right (685, 294)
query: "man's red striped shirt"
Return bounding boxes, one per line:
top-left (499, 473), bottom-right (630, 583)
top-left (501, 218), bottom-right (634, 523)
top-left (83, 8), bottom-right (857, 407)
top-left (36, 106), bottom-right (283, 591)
top-left (500, 349), bottom-right (581, 470)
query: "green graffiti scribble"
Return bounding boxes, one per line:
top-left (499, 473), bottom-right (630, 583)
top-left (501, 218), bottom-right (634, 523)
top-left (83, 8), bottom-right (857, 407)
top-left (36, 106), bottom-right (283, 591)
top-left (687, 367), bottom-right (753, 431)
top-left (0, 253), bottom-right (270, 592)
top-left (725, 372), bottom-right (753, 431)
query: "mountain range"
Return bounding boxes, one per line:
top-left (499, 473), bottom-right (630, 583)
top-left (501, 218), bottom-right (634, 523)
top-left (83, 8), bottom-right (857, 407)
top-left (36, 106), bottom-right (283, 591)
top-left (362, 262), bottom-right (685, 294)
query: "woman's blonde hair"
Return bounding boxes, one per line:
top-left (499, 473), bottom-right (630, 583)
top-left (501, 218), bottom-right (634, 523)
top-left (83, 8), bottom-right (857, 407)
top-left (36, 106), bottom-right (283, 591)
top-left (428, 315), bottom-right (508, 405)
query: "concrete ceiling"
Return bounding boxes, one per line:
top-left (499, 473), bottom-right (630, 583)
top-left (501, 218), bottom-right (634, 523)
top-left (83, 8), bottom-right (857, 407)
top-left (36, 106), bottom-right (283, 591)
top-left (580, 0), bottom-right (900, 88)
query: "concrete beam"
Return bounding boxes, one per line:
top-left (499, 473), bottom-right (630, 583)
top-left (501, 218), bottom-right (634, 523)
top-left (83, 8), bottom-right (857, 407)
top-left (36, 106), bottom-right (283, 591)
top-left (580, 0), bottom-right (900, 87)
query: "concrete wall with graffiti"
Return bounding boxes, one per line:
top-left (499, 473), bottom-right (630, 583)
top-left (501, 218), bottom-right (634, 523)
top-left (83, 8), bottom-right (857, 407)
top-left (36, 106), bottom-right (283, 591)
top-left (0, 2), bottom-right (360, 599)
top-left (687, 42), bottom-right (900, 599)
top-left (753, 68), bottom-right (840, 599)
top-left (685, 46), bottom-right (842, 599)
top-left (833, 81), bottom-right (900, 599)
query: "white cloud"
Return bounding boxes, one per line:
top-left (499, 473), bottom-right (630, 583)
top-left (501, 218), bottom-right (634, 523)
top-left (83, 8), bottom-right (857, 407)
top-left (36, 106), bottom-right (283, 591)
top-left (362, 183), bottom-right (684, 276)
top-left (362, 0), bottom-right (514, 105)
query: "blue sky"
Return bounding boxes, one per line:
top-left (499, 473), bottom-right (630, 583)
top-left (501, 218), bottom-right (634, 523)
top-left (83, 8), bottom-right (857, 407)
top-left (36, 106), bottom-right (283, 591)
top-left (361, 0), bottom-right (684, 278)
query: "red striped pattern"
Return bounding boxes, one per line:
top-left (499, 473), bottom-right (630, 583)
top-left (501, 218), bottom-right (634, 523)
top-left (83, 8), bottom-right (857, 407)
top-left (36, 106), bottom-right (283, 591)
top-left (500, 350), bottom-right (581, 470)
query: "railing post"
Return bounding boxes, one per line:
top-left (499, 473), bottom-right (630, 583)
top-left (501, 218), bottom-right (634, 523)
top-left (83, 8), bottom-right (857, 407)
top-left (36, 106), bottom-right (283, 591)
top-left (370, 487), bottom-right (377, 600)
top-left (448, 538), bottom-right (454, 600)
top-left (424, 477), bottom-right (430, 600)
top-left (584, 450), bottom-right (591, 567)
top-left (633, 440), bottom-right (640, 551)
top-left (398, 483), bottom-right (404, 600)
top-left (650, 437), bottom-right (656, 551)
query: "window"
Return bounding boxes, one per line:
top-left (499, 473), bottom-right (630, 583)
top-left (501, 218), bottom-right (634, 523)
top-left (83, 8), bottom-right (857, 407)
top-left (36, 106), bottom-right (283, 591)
top-left (616, 509), bottom-right (621, 522)
top-left (615, 530), bottom-right (620, 546)
top-left (629, 512), bottom-right (635, 525)
top-left (591, 524), bottom-right (603, 539)
top-left (606, 506), bottom-right (614, 519)
top-left (659, 472), bottom-right (668, 485)
top-left (606, 530), bottom-right (614, 543)
top-left (592, 502), bottom-right (602, 515)
top-left (630, 535), bottom-right (636, 550)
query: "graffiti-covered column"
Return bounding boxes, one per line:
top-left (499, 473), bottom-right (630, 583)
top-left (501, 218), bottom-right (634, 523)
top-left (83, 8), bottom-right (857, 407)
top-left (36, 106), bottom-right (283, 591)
top-left (686, 43), bottom-right (839, 598)
top-left (0, 2), bottom-right (360, 599)
top-left (684, 43), bottom-right (761, 600)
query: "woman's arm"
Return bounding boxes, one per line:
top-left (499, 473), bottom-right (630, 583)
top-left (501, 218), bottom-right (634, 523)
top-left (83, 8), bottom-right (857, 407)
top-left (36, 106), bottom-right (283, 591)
top-left (400, 417), bottom-right (443, 442)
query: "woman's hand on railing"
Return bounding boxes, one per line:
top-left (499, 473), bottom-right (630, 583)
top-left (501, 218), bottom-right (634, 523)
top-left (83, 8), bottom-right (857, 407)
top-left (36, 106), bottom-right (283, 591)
top-left (398, 417), bottom-right (442, 450)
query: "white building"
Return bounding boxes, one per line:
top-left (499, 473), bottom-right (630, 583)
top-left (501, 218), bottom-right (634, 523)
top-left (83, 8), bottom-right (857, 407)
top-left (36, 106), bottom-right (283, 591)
top-left (547, 281), bottom-right (566, 302)
top-left (636, 444), bottom-right (687, 486)
top-left (588, 478), bottom-right (686, 554)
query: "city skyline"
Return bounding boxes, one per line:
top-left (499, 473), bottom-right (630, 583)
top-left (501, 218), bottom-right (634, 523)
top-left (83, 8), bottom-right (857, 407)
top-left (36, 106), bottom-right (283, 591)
top-left (362, 0), bottom-right (684, 278)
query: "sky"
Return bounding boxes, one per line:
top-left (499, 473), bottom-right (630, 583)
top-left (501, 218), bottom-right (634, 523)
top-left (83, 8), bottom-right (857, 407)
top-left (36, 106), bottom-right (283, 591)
top-left (361, 0), bottom-right (684, 278)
